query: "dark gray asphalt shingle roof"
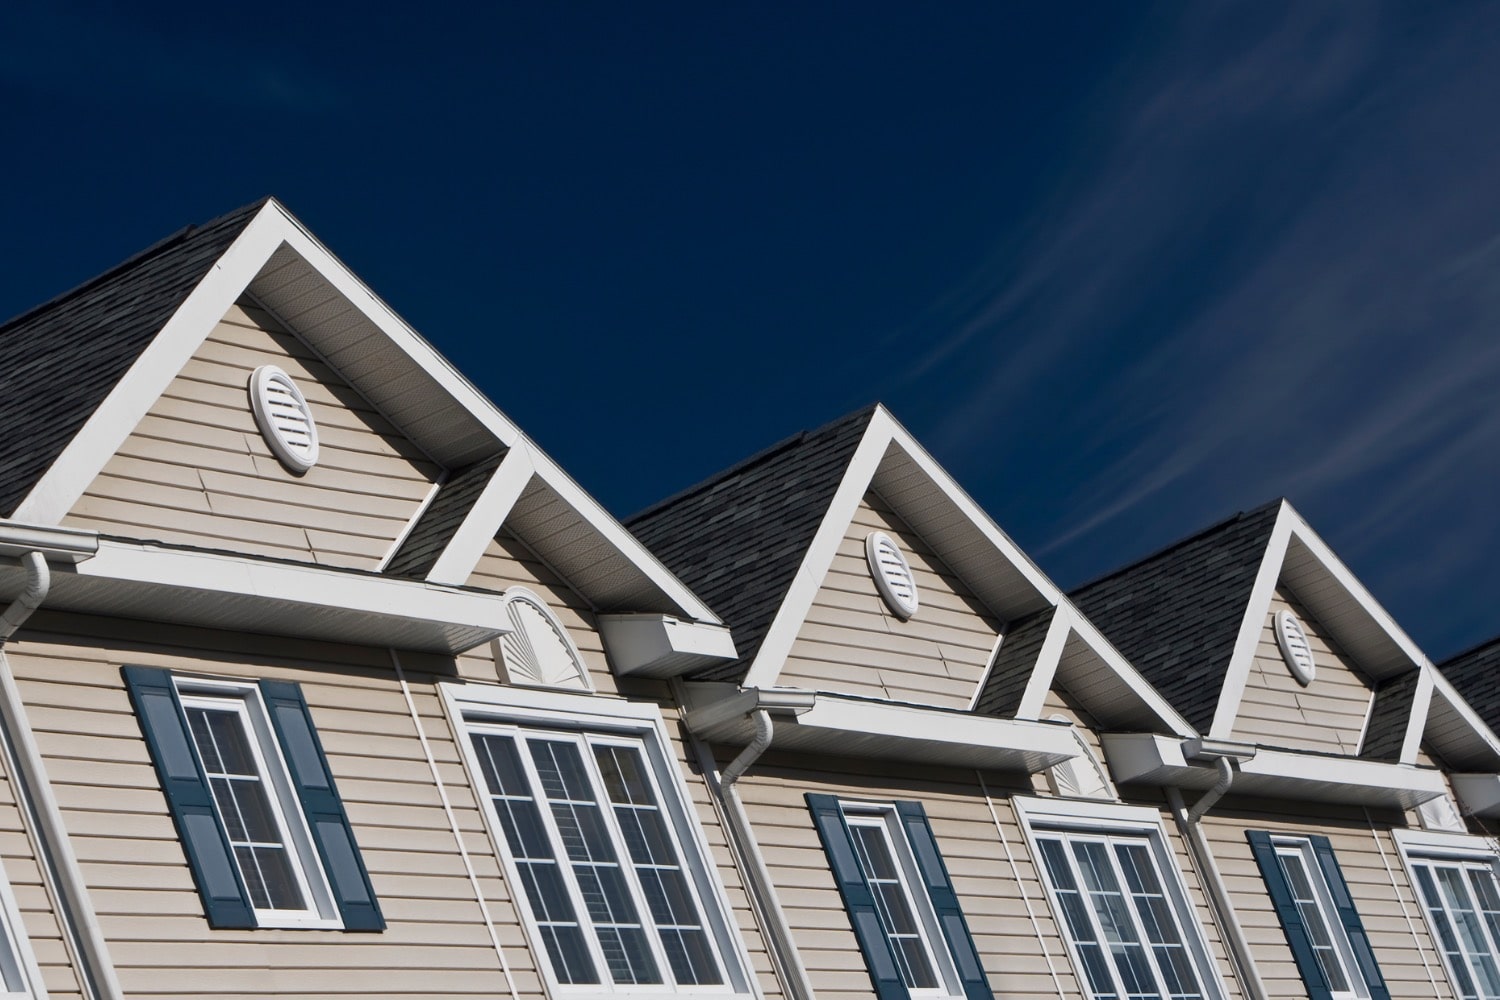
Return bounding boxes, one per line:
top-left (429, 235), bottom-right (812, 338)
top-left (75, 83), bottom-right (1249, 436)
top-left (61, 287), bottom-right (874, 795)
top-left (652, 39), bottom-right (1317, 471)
top-left (1359, 669), bottom-right (1421, 762)
top-left (974, 606), bottom-right (1054, 717)
top-left (0, 199), bottom-right (266, 518)
top-left (384, 451), bottom-right (507, 578)
top-left (625, 406), bottom-right (876, 682)
top-left (1440, 636), bottom-right (1500, 733)
top-left (1068, 500), bottom-right (1282, 733)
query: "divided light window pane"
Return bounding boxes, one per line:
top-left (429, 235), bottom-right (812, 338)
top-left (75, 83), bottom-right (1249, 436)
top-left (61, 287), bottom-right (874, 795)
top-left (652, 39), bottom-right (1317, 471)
top-left (843, 814), bottom-right (942, 991)
top-left (1272, 844), bottom-right (1366, 1000)
top-left (470, 727), bottom-right (728, 993)
top-left (1413, 858), bottom-right (1500, 1000)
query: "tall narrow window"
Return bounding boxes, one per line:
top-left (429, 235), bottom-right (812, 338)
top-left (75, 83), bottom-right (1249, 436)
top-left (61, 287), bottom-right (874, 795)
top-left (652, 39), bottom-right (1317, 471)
top-left (843, 810), bottom-right (951, 993)
top-left (1271, 840), bottom-right (1369, 1000)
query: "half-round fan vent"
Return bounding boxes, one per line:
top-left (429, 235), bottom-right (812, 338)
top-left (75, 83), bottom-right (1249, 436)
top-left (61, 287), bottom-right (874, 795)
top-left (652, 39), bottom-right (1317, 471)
top-left (865, 531), bottom-right (919, 620)
top-left (249, 365), bottom-right (319, 473)
top-left (1045, 715), bottom-right (1113, 800)
top-left (498, 588), bottom-right (591, 691)
top-left (1274, 610), bottom-right (1316, 686)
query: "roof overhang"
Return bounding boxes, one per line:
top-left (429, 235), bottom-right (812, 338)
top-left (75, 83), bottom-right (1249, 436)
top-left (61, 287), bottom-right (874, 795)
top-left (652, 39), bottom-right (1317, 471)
top-left (1102, 732), bottom-right (1446, 810)
top-left (0, 526), bottom-right (505, 655)
top-left (680, 682), bottom-right (1077, 772)
top-left (597, 614), bottom-right (738, 678)
top-left (1449, 774), bottom-right (1500, 818)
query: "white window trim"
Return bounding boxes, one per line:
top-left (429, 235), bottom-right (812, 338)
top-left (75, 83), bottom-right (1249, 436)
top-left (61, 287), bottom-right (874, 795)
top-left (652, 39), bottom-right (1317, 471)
top-left (1012, 796), bottom-right (1228, 1000)
top-left (440, 683), bottom-right (754, 1000)
top-left (1393, 828), bottom-right (1500, 1000)
top-left (1268, 836), bottom-right (1368, 1000)
top-left (172, 676), bottom-right (342, 930)
top-left (838, 800), bottom-right (964, 1000)
top-left (0, 812), bottom-right (48, 999)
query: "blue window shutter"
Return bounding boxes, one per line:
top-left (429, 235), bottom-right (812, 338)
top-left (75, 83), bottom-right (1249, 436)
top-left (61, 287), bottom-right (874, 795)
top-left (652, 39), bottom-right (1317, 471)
top-left (122, 665), bottom-right (255, 929)
top-left (259, 680), bottom-right (385, 931)
top-left (1310, 835), bottom-right (1390, 1000)
top-left (1247, 830), bottom-right (1330, 1000)
top-left (894, 801), bottom-right (994, 1000)
top-left (805, 794), bottom-right (910, 1000)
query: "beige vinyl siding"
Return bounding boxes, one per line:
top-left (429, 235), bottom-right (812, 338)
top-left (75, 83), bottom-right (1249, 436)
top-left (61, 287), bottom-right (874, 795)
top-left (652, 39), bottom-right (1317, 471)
top-left (1029, 686), bottom-right (1110, 797)
top-left (1231, 587), bottom-right (1375, 756)
top-left (778, 493), bottom-right (1002, 709)
top-left (1202, 802), bottom-right (1452, 1000)
top-left (63, 299), bottom-right (441, 571)
top-left (6, 612), bottom-right (535, 1000)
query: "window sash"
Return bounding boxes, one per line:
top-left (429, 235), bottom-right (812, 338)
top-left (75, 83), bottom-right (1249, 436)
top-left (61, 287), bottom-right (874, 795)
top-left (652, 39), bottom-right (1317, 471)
top-left (1411, 857), bottom-right (1500, 1000)
top-left (1034, 830), bottom-right (1208, 1000)
top-left (842, 808), bottom-right (959, 998)
top-left (1272, 840), bottom-right (1369, 1000)
top-left (177, 689), bottom-right (331, 925)
top-left (469, 723), bottom-right (732, 995)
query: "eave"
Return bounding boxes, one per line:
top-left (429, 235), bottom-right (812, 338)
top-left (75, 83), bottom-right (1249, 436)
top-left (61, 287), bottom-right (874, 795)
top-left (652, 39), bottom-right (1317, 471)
top-left (679, 683), bottom-right (1078, 773)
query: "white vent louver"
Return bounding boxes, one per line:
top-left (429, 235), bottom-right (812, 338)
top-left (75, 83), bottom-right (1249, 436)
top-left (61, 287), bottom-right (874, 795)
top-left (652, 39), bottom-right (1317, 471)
top-left (865, 531), bottom-right (919, 620)
top-left (1274, 610), bottom-right (1317, 686)
top-left (497, 588), bottom-right (591, 691)
top-left (249, 365), bottom-right (319, 473)
top-left (1046, 716), bottom-right (1114, 800)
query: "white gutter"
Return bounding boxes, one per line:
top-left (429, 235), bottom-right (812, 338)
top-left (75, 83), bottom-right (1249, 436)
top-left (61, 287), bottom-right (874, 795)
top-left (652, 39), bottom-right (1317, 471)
top-left (676, 681), bottom-right (815, 1000)
top-left (0, 549), bottom-right (123, 1000)
top-left (1166, 740), bottom-right (1266, 1000)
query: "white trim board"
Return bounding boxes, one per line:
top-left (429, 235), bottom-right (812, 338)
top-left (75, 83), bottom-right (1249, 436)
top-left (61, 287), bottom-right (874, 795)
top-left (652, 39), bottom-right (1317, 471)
top-left (426, 445), bottom-right (536, 586)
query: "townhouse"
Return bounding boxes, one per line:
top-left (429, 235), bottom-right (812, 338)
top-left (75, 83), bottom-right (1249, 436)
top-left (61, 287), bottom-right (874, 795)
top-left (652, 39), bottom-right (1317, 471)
top-left (0, 198), bottom-right (1494, 1000)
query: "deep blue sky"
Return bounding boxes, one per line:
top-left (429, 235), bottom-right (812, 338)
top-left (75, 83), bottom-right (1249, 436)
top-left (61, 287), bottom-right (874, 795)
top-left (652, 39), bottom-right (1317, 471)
top-left (3, 3), bottom-right (1496, 660)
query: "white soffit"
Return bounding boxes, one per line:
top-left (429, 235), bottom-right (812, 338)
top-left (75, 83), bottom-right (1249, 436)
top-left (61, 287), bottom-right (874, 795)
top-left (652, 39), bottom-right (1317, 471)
top-left (1101, 732), bottom-right (1446, 810)
top-left (1424, 673), bottom-right (1500, 772)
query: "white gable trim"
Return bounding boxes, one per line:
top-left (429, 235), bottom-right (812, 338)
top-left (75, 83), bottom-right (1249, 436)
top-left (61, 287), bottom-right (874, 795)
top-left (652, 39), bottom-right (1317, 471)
top-left (14, 200), bottom-right (721, 625)
top-left (1062, 607), bottom-right (1198, 738)
top-left (1013, 606), bottom-right (1074, 720)
top-left (1208, 503), bottom-right (1294, 738)
top-left (1401, 666), bottom-right (1438, 766)
top-left (425, 445), bottom-right (536, 586)
top-left (1430, 672), bottom-right (1500, 762)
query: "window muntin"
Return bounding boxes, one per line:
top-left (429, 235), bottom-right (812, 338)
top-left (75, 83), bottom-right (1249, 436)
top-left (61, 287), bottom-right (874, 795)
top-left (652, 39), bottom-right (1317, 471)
top-left (1410, 856), bottom-right (1500, 1000)
top-left (176, 685), bottom-right (336, 927)
top-left (1272, 839), bottom-right (1368, 1000)
top-left (841, 806), bottom-right (957, 996)
top-left (469, 723), bottom-right (731, 994)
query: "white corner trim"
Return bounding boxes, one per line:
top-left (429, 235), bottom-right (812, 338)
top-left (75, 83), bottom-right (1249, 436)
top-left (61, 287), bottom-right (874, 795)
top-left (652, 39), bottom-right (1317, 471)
top-left (1013, 605), bottom-right (1074, 720)
top-left (425, 445), bottom-right (536, 586)
top-left (1208, 502), bottom-right (1294, 739)
top-left (11, 204), bottom-right (292, 525)
top-left (740, 410), bottom-right (896, 688)
top-left (1400, 666), bottom-right (1438, 766)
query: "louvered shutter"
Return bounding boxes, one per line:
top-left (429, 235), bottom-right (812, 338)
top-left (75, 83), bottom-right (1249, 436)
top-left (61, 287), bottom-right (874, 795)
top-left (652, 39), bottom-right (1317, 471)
top-left (894, 802), bottom-right (994, 1000)
top-left (1310, 836), bottom-right (1390, 1000)
top-left (122, 666), bottom-right (255, 929)
top-left (805, 794), bottom-right (910, 1000)
top-left (1248, 831), bottom-right (1332, 1000)
top-left (259, 680), bottom-right (385, 931)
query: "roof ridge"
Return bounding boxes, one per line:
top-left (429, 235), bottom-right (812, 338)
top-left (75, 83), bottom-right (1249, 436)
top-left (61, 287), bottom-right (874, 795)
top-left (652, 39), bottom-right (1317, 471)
top-left (625, 402), bottom-right (878, 526)
top-left (0, 196), bottom-right (272, 333)
top-left (1070, 497), bottom-right (1284, 595)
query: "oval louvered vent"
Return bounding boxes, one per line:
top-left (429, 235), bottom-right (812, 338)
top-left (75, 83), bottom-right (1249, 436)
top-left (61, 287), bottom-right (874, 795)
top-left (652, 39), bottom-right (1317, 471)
top-left (865, 531), bottom-right (919, 620)
top-left (249, 365), bottom-right (319, 473)
top-left (1275, 609), bottom-right (1316, 686)
top-left (1046, 716), bottom-right (1113, 800)
top-left (497, 588), bottom-right (591, 691)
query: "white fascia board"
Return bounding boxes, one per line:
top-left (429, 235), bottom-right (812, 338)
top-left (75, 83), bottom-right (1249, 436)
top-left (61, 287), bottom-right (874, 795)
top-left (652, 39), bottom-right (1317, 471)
top-left (1102, 732), bottom-right (1446, 809)
top-left (1013, 604), bottom-right (1074, 720)
top-left (1053, 606), bottom-right (1198, 738)
top-left (740, 411), bottom-right (896, 687)
top-left (1209, 502), bottom-right (1294, 738)
top-left (425, 445), bottom-right (536, 586)
top-left (596, 614), bottom-right (738, 678)
top-left (680, 683), bottom-right (1078, 772)
top-left (70, 538), bottom-right (507, 649)
top-left (11, 203), bottom-right (294, 525)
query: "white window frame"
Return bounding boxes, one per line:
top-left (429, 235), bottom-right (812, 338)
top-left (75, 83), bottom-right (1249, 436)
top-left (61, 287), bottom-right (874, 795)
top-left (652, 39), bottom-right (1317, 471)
top-left (1013, 797), bottom-right (1228, 1000)
top-left (172, 677), bottom-right (341, 929)
top-left (1267, 836), bottom-right (1369, 1000)
top-left (838, 800), bottom-right (965, 1000)
top-left (441, 683), bottom-right (754, 1000)
top-left (0, 776), bottom-right (48, 999)
top-left (1394, 829), bottom-right (1500, 1000)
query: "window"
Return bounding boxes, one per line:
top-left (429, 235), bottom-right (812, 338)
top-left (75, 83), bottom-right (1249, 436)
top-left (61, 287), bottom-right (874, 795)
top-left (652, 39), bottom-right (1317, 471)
top-left (806, 795), bottom-right (991, 1000)
top-left (1397, 830), bottom-right (1500, 1000)
top-left (0, 831), bottom-right (45, 998)
top-left (448, 684), bottom-right (751, 999)
top-left (1016, 798), bottom-right (1225, 1000)
top-left (123, 666), bottom-right (383, 930)
top-left (1246, 831), bottom-right (1387, 1000)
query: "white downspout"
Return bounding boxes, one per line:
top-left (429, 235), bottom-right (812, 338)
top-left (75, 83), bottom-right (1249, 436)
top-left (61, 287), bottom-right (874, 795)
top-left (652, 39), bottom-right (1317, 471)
top-left (1167, 756), bottom-right (1267, 1000)
top-left (0, 551), bottom-right (123, 1000)
top-left (678, 689), bottom-right (814, 1000)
